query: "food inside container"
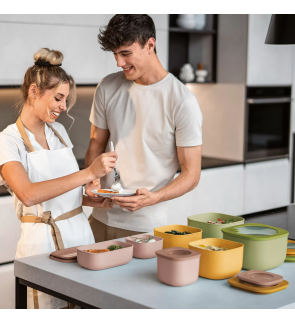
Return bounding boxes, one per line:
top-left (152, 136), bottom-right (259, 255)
top-left (108, 245), bottom-right (124, 250)
top-left (155, 247), bottom-right (201, 286)
top-left (125, 234), bottom-right (164, 259)
top-left (188, 213), bottom-right (244, 239)
top-left (84, 249), bottom-right (110, 253)
top-left (189, 238), bottom-right (244, 279)
top-left (164, 230), bottom-right (191, 235)
top-left (197, 244), bottom-right (228, 251)
top-left (222, 223), bottom-right (289, 270)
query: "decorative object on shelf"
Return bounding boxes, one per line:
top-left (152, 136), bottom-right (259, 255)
top-left (195, 63), bottom-right (208, 83)
top-left (194, 14), bottom-right (206, 30)
top-left (179, 63), bottom-right (195, 83)
top-left (176, 14), bottom-right (196, 29)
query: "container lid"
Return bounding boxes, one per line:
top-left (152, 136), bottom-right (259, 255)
top-left (221, 223), bottom-right (289, 241)
top-left (287, 239), bottom-right (295, 255)
top-left (49, 246), bottom-right (78, 262)
top-left (237, 270), bottom-right (283, 287)
top-left (155, 247), bottom-right (201, 261)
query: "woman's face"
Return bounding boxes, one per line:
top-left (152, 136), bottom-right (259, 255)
top-left (31, 82), bottom-right (70, 123)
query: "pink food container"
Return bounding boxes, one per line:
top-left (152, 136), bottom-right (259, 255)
top-left (125, 234), bottom-right (164, 259)
top-left (155, 247), bottom-right (201, 287)
top-left (77, 240), bottom-right (133, 270)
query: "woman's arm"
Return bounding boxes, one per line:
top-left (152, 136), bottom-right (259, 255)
top-left (1, 151), bottom-right (117, 207)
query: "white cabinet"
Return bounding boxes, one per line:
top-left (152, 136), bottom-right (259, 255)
top-left (0, 196), bottom-right (20, 264)
top-left (0, 263), bottom-right (15, 309)
top-left (247, 14), bottom-right (293, 86)
top-left (167, 165), bottom-right (244, 225)
top-left (243, 159), bottom-right (290, 215)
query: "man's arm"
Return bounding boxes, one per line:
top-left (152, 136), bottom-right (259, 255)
top-left (113, 145), bottom-right (202, 211)
top-left (84, 124), bottom-right (110, 197)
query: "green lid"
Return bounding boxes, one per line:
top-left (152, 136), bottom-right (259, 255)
top-left (221, 223), bottom-right (289, 241)
top-left (285, 255), bottom-right (295, 262)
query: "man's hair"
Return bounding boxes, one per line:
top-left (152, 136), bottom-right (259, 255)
top-left (98, 14), bottom-right (157, 54)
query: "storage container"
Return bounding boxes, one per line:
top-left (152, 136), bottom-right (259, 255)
top-left (188, 212), bottom-right (245, 239)
top-left (236, 270), bottom-right (283, 287)
top-left (125, 234), bottom-right (163, 259)
top-left (155, 247), bottom-right (201, 287)
top-left (222, 223), bottom-right (289, 270)
top-left (154, 225), bottom-right (202, 249)
top-left (287, 239), bottom-right (295, 255)
top-left (77, 240), bottom-right (133, 270)
top-left (189, 238), bottom-right (244, 279)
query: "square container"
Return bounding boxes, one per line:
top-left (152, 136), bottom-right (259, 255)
top-left (125, 234), bottom-right (163, 259)
top-left (236, 270), bottom-right (283, 287)
top-left (222, 223), bottom-right (289, 270)
top-left (187, 213), bottom-right (245, 239)
top-left (77, 240), bottom-right (133, 270)
top-left (155, 247), bottom-right (201, 287)
top-left (154, 225), bottom-right (202, 249)
top-left (287, 239), bottom-right (295, 255)
top-left (189, 238), bottom-right (244, 279)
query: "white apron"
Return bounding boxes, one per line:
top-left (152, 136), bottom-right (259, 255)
top-left (11, 118), bottom-right (94, 309)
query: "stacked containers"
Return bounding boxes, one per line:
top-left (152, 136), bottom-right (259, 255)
top-left (187, 213), bottom-right (244, 239)
top-left (222, 223), bottom-right (289, 270)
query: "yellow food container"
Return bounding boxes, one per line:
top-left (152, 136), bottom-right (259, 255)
top-left (154, 225), bottom-right (202, 249)
top-left (189, 238), bottom-right (244, 280)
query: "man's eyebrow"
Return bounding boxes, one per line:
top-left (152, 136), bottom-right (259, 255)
top-left (116, 49), bottom-right (132, 54)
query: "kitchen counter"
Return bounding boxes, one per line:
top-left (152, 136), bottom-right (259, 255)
top-left (15, 236), bottom-right (295, 309)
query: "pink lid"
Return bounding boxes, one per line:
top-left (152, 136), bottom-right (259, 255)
top-left (237, 270), bottom-right (283, 287)
top-left (155, 247), bottom-right (201, 261)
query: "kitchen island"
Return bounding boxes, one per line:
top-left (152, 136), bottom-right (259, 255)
top-left (15, 237), bottom-right (295, 309)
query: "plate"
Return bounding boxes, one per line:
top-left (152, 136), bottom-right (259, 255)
top-left (228, 276), bottom-right (289, 294)
top-left (91, 189), bottom-right (136, 197)
top-left (236, 270), bottom-right (283, 287)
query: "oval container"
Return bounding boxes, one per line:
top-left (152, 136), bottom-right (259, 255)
top-left (155, 247), bottom-right (201, 287)
top-left (77, 240), bottom-right (133, 270)
top-left (222, 223), bottom-right (289, 270)
top-left (125, 234), bottom-right (163, 259)
top-left (154, 225), bottom-right (202, 249)
top-left (188, 212), bottom-right (245, 239)
top-left (189, 238), bottom-right (244, 279)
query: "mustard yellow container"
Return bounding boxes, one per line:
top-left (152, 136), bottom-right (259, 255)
top-left (154, 225), bottom-right (202, 249)
top-left (189, 238), bottom-right (244, 279)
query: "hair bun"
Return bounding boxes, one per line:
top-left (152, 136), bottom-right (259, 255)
top-left (34, 48), bottom-right (63, 65)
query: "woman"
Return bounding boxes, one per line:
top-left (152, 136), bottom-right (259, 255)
top-left (0, 48), bottom-right (116, 309)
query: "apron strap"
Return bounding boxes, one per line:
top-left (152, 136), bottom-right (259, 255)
top-left (46, 123), bottom-right (68, 148)
top-left (21, 206), bottom-right (83, 251)
top-left (16, 117), bottom-right (34, 153)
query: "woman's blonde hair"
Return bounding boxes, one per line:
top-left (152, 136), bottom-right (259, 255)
top-left (20, 48), bottom-right (76, 130)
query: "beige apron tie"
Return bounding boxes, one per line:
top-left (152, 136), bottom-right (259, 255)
top-left (21, 206), bottom-right (83, 251)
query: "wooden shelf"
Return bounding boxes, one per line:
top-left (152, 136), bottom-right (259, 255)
top-left (169, 27), bottom-right (216, 34)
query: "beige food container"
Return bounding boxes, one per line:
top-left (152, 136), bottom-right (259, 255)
top-left (77, 240), bottom-right (133, 270)
top-left (155, 247), bottom-right (201, 287)
top-left (125, 234), bottom-right (163, 259)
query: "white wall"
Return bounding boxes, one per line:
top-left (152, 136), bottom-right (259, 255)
top-left (0, 14), bottom-right (168, 85)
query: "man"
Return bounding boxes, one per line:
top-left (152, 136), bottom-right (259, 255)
top-left (85, 14), bottom-right (202, 242)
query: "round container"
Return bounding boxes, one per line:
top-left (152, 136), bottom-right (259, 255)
top-left (222, 223), bottom-right (289, 270)
top-left (189, 238), bottom-right (244, 279)
top-left (188, 213), bottom-right (245, 239)
top-left (155, 247), bottom-right (201, 287)
top-left (154, 225), bottom-right (202, 249)
top-left (125, 234), bottom-right (163, 259)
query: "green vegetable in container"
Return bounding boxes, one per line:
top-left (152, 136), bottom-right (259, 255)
top-left (108, 245), bottom-right (124, 251)
top-left (164, 230), bottom-right (191, 235)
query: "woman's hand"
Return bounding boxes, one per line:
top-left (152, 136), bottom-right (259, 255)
top-left (83, 195), bottom-right (115, 209)
top-left (88, 151), bottom-right (117, 179)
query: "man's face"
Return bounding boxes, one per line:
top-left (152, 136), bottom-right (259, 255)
top-left (113, 41), bottom-right (152, 81)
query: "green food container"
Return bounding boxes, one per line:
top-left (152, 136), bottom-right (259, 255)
top-left (222, 223), bottom-right (289, 270)
top-left (187, 213), bottom-right (245, 239)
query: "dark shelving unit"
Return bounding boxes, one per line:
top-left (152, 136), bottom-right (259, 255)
top-left (168, 14), bottom-right (218, 83)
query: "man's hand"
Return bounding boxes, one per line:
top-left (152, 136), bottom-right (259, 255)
top-left (112, 188), bottom-right (161, 212)
top-left (83, 194), bottom-right (115, 209)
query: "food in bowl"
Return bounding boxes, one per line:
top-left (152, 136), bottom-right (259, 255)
top-left (164, 230), bottom-right (191, 235)
top-left (197, 244), bottom-right (228, 251)
top-left (84, 249), bottom-right (110, 253)
top-left (108, 245), bottom-right (125, 251)
top-left (207, 218), bottom-right (234, 225)
top-left (129, 236), bottom-right (157, 243)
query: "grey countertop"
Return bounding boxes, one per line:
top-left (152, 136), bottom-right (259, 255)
top-left (14, 237), bottom-right (295, 309)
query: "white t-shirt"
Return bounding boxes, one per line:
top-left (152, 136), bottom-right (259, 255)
top-left (0, 122), bottom-right (73, 219)
top-left (90, 72), bottom-right (202, 232)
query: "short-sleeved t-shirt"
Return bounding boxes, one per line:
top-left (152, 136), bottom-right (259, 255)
top-left (0, 122), bottom-right (73, 219)
top-left (89, 71), bottom-right (202, 232)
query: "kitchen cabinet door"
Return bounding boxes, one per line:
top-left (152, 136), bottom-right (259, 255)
top-left (243, 158), bottom-right (290, 215)
top-left (247, 14), bottom-right (292, 86)
top-left (166, 165), bottom-right (244, 225)
top-left (0, 196), bottom-right (20, 264)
